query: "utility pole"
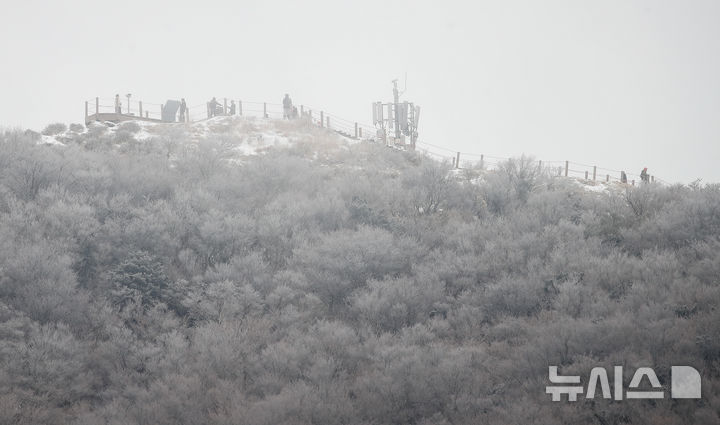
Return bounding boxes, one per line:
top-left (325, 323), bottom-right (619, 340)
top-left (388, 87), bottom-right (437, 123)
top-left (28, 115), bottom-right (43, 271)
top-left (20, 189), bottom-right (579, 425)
top-left (392, 79), bottom-right (401, 140)
top-left (411, 105), bottom-right (420, 150)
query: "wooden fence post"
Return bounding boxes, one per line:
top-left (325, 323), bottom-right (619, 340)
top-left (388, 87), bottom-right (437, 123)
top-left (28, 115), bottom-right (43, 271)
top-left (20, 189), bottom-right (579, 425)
top-left (592, 166), bottom-right (597, 181)
top-left (456, 152), bottom-right (461, 169)
top-left (480, 154), bottom-right (484, 169)
top-left (263, 103), bottom-right (267, 118)
top-left (354, 122), bottom-right (358, 138)
top-left (585, 171), bottom-right (589, 180)
top-left (359, 127), bottom-right (362, 138)
top-left (565, 161), bottom-right (569, 177)
top-left (606, 174), bottom-right (610, 182)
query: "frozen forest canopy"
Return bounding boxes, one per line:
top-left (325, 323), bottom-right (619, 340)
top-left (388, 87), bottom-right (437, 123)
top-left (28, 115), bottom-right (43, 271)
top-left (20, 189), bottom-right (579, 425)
top-left (0, 117), bottom-right (719, 424)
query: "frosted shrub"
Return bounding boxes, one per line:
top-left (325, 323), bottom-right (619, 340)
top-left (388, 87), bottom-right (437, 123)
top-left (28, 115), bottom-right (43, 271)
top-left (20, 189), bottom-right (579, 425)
top-left (118, 121), bottom-right (141, 134)
top-left (41, 122), bottom-right (66, 136)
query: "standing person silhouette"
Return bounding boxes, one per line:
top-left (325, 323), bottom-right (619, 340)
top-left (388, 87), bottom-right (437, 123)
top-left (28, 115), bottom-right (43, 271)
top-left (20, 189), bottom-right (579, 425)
top-left (283, 94), bottom-right (293, 119)
top-left (208, 97), bottom-right (220, 117)
top-left (640, 168), bottom-right (649, 184)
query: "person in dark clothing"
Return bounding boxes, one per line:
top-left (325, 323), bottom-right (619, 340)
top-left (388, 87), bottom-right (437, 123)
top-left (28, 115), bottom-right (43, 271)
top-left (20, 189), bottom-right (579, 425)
top-left (178, 98), bottom-right (187, 122)
top-left (283, 94), bottom-right (293, 119)
top-left (640, 168), bottom-right (649, 183)
top-left (620, 171), bottom-right (628, 184)
top-left (208, 97), bottom-right (220, 118)
top-left (229, 100), bottom-right (236, 115)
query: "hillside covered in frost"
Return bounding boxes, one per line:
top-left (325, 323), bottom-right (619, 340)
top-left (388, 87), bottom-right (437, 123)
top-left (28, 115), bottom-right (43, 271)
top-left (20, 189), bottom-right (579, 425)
top-left (0, 117), bottom-right (719, 424)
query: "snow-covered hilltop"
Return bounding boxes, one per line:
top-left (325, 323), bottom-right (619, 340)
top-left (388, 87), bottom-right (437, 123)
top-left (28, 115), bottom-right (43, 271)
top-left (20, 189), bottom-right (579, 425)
top-left (39, 115), bottom-right (362, 155)
top-left (31, 116), bottom-right (636, 196)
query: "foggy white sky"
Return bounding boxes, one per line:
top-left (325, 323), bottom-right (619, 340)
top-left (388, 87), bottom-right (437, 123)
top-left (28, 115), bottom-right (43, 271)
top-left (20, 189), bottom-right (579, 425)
top-left (1, 0), bottom-right (718, 183)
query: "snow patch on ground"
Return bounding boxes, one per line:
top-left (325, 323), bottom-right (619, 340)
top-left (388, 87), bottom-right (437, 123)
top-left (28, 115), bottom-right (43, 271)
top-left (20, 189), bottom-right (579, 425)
top-left (37, 116), bottom-right (354, 160)
top-left (40, 135), bottom-right (65, 146)
top-left (570, 177), bottom-right (629, 194)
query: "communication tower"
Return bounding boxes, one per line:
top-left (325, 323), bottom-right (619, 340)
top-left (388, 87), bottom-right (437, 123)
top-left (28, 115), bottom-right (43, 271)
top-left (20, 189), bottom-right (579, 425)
top-left (372, 79), bottom-right (420, 149)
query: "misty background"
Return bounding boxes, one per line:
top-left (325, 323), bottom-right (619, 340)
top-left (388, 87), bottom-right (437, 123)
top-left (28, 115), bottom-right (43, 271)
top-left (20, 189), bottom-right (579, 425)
top-left (1, 0), bottom-right (718, 184)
